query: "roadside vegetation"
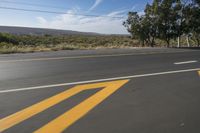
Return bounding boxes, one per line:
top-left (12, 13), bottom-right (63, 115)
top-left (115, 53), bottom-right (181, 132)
top-left (123, 0), bottom-right (200, 47)
top-left (1, 32), bottom-right (199, 54)
top-left (0, 0), bottom-right (199, 54)
top-left (0, 33), bottom-right (139, 54)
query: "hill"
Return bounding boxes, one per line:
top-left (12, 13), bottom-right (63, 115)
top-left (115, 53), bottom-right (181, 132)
top-left (0, 26), bottom-right (100, 36)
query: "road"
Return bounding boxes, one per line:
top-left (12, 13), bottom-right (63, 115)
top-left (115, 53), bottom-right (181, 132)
top-left (0, 48), bottom-right (200, 133)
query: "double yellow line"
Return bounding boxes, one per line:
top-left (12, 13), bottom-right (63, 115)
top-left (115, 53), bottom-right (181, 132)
top-left (0, 79), bottom-right (129, 133)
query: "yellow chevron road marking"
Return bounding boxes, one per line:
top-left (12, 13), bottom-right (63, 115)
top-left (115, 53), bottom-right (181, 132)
top-left (0, 79), bottom-right (129, 132)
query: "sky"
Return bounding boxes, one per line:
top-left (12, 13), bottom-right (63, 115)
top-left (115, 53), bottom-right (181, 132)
top-left (0, 0), bottom-right (151, 34)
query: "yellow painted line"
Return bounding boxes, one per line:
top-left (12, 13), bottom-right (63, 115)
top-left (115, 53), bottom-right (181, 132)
top-left (35, 79), bottom-right (129, 133)
top-left (0, 79), bottom-right (129, 132)
top-left (0, 86), bottom-right (82, 132)
top-left (0, 50), bottom-right (191, 63)
top-left (198, 71), bottom-right (200, 76)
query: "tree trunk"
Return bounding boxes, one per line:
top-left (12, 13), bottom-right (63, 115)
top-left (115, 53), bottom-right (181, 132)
top-left (166, 39), bottom-right (170, 48)
top-left (186, 35), bottom-right (190, 47)
top-left (194, 34), bottom-right (200, 47)
top-left (142, 40), bottom-right (145, 47)
top-left (197, 39), bottom-right (200, 47)
top-left (149, 37), bottom-right (155, 47)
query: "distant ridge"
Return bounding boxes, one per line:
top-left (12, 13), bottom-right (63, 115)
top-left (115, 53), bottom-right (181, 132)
top-left (0, 26), bottom-right (100, 36)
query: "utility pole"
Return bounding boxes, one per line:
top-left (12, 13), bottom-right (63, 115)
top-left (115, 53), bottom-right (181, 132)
top-left (177, 37), bottom-right (180, 48)
top-left (186, 35), bottom-right (190, 47)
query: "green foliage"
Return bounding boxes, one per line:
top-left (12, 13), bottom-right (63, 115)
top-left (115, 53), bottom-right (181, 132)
top-left (0, 33), bottom-right (141, 54)
top-left (124, 0), bottom-right (200, 47)
top-left (0, 42), bottom-right (13, 48)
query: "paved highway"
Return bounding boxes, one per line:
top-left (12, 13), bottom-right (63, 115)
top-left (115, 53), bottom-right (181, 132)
top-left (0, 48), bottom-right (200, 133)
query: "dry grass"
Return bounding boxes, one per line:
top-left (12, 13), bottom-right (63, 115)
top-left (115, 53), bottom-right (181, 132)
top-left (0, 33), bottom-right (199, 54)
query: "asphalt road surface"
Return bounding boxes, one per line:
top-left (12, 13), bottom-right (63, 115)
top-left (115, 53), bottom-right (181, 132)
top-left (0, 48), bottom-right (200, 133)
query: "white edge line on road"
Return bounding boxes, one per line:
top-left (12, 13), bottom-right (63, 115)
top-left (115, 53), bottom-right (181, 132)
top-left (174, 60), bottom-right (198, 65)
top-left (0, 68), bottom-right (200, 94)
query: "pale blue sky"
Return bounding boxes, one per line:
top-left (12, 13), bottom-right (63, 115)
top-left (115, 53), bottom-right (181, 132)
top-left (0, 0), bottom-right (151, 34)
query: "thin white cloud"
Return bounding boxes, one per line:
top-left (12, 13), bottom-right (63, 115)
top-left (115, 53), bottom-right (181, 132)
top-left (107, 10), bottom-right (127, 17)
top-left (89, 0), bottom-right (103, 11)
top-left (36, 17), bottom-right (47, 24)
top-left (36, 9), bottom-right (128, 34)
top-left (131, 4), bottom-right (138, 10)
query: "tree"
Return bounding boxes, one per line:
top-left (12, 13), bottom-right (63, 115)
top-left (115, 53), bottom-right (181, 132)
top-left (123, 12), bottom-right (147, 46)
top-left (123, 3), bottom-right (159, 47)
top-left (143, 2), bottom-right (159, 47)
top-left (123, 0), bottom-right (200, 47)
top-left (190, 0), bottom-right (200, 46)
top-left (157, 0), bottom-right (178, 47)
top-left (170, 0), bottom-right (183, 47)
